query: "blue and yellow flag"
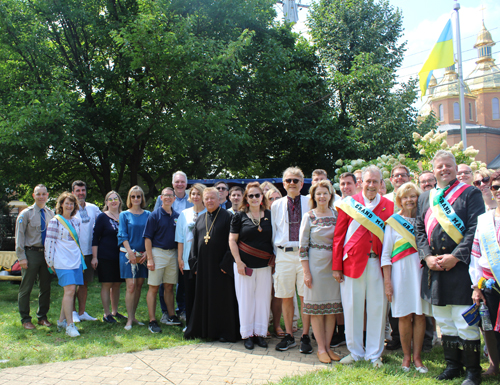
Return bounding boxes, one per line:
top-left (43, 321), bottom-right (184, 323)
top-left (419, 19), bottom-right (455, 98)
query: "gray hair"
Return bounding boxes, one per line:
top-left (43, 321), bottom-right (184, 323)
top-left (432, 150), bottom-right (456, 167)
top-left (172, 171), bottom-right (187, 184)
top-left (362, 165), bottom-right (383, 181)
top-left (282, 166), bottom-right (304, 180)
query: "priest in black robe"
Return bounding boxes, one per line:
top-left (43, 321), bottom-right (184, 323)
top-left (184, 187), bottom-right (240, 342)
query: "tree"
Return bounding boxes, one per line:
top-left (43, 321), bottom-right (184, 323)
top-left (0, 0), bottom-right (332, 202)
top-left (308, 0), bottom-right (423, 159)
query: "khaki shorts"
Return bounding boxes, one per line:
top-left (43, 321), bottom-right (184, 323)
top-left (83, 255), bottom-right (95, 282)
top-left (148, 248), bottom-right (178, 286)
top-left (273, 248), bottom-right (304, 298)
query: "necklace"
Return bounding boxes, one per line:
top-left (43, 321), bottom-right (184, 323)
top-left (107, 211), bottom-right (120, 222)
top-left (249, 210), bottom-right (262, 232)
top-left (204, 208), bottom-right (221, 244)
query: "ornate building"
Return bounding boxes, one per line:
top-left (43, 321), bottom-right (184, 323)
top-left (419, 21), bottom-right (500, 167)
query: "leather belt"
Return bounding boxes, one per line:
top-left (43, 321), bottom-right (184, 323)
top-left (278, 246), bottom-right (299, 253)
top-left (368, 252), bottom-right (378, 258)
top-left (26, 246), bottom-right (44, 252)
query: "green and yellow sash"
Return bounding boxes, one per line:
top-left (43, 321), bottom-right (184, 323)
top-left (55, 215), bottom-right (87, 270)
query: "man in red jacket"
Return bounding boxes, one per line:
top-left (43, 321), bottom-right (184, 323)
top-left (332, 165), bottom-right (394, 367)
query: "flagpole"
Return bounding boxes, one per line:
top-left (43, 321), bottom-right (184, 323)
top-left (453, 1), bottom-right (467, 149)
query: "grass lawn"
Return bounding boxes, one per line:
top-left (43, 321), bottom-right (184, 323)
top-left (274, 344), bottom-right (498, 385)
top-left (0, 277), bottom-right (196, 369)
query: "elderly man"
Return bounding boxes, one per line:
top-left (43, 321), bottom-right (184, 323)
top-left (419, 170), bottom-right (437, 191)
top-left (144, 187), bottom-right (181, 333)
top-left (16, 184), bottom-right (55, 329)
top-left (416, 150), bottom-right (484, 385)
top-left (154, 171), bottom-right (193, 322)
top-left (214, 181), bottom-right (232, 210)
top-left (332, 166), bottom-right (394, 367)
top-left (184, 188), bottom-right (239, 342)
top-left (457, 164), bottom-right (474, 186)
top-left (154, 171), bottom-right (193, 213)
top-left (272, 167), bottom-right (312, 353)
top-left (72, 180), bottom-right (101, 322)
top-left (227, 186), bottom-right (244, 214)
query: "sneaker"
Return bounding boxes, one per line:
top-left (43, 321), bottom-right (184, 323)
top-left (78, 312), bottom-right (97, 321)
top-left (385, 320), bottom-right (392, 341)
top-left (72, 311), bottom-right (81, 323)
top-left (148, 320), bottom-right (162, 333)
top-left (160, 312), bottom-right (170, 324)
top-left (178, 311), bottom-right (187, 322)
top-left (275, 334), bottom-right (296, 351)
top-left (103, 314), bottom-right (117, 324)
top-left (300, 334), bottom-right (313, 354)
top-left (330, 333), bottom-right (346, 348)
top-left (112, 312), bottom-right (127, 321)
top-left (165, 315), bottom-right (182, 326)
top-left (57, 319), bottom-right (67, 332)
top-left (372, 358), bottom-right (383, 368)
top-left (66, 323), bottom-right (80, 337)
top-left (340, 354), bottom-right (356, 365)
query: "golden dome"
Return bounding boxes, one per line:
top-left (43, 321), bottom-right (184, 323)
top-left (431, 67), bottom-right (473, 100)
top-left (474, 21), bottom-right (494, 49)
top-left (428, 74), bottom-right (437, 88)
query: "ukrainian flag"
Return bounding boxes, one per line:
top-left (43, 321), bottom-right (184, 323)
top-left (419, 19), bottom-right (455, 98)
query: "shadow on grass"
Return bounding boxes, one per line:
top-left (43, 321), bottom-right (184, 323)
top-left (0, 279), bottom-right (198, 369)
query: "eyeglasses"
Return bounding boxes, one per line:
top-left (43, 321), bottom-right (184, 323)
top-left (458, 171), bottom-right (472, 176)
top-left (284, 178), bottom-right (300, 184)
top-left (108, 197), bottom-right (119, 202)
top-left (268, 197), bottom-right (276, 201)
top-left (248, 193), bottom-right (261, 199)
top-left (490, 185), bottom-right (500, 191)
top-left (419, 179), bottom-right (435, 185)
top-left (473, 176), bottom-right (490, 187)
top-left (162, 194), bottom-right (174, 198)
top-left (216, 186), bottom-right (227, 191)
top-left (393, 173), bottom-right (409, 178)
top-left (131, 195), bottom-right (142, 199)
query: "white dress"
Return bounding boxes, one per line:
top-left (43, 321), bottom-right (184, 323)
top-left (381, 217), bottom-right (431, 317)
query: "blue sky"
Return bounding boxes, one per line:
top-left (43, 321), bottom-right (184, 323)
top-left (276, 0), bottom-right (500, 104)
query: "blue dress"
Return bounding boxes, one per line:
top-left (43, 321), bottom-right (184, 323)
top-left (118, 210), bottom-right (150, 279)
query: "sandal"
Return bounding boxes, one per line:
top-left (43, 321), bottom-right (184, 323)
top-left (274, 327), bottom-right (286, 338)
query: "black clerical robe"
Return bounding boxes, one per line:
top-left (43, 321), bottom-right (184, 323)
top-left (184, 208), bottom-right (240, 342)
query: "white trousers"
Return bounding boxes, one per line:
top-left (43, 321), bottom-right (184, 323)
top-left (234, 264), bottom-right (272, 339)
top-left (340, 258), bottom-right (387, 362)
top-left (432, 304), bottom-right (480, 340)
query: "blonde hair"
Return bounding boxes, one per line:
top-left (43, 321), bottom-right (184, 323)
top-left (126, 186), bottom-right (146, 209)
top-left (474, 168), bottom-right (493, 179)
top-left (308, 180), bottom-right (334, 209)
top-left (395, 182), bottom-right (422, 209)
top-left (188, 183), bottom-right (207, 203)
top-left (103, 190), bottom-right (123, 212)
top-left (203, 187), bottom-right (219, 199)
top-left (265, 188), bottom-right (282, 209)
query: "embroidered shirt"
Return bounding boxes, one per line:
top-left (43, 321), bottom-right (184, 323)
top-left (287, 195), bottom-right (302, 242)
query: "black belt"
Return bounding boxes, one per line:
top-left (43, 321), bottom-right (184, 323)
top-left (368, 252), bottom-right (378, 258)
top-left (26, 246), bottom-right (44, 252)
top-left (278, 246), bottom-right (299, 252)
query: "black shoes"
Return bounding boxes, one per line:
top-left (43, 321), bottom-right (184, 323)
top-left (254, 336), bottom-right (268, 348)
top-left (385, 339), bottom-right (402, 350)
top-left (276, 334), bottom-right (296, 351)
top-left (330, 333), bottom-right (346, 348)
top-left (244, 338), bottom-right (254, 350)
top-left (148, 320), bottom-right (162, 333)
top-left (103, 314), bottom-right (117, 324)
top-left (299, 334), bottom-right (313, 354)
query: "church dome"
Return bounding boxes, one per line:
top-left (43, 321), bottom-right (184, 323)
top-left (474, 21), bottom-right (494, 49)
top-left (432, 66), bottom-right (473, 100)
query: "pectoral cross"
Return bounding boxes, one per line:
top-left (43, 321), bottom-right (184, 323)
top-left (204, 232), bottom-right (210, 244)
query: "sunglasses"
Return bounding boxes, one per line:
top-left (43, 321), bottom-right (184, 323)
top-left (285, 178), bottom-right (300, 184)
top-left (248, 193), bottom-right (261, 199)
top-left (490, 185), bottom-right (500, 191)
top-left (473, 176), bottom-right (490, 187)
top-left (108, 197), bottom-right (119, 202)
top-left (131, 195), bottom-right (142, 199)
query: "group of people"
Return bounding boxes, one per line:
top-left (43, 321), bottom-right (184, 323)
top-left (14, 151), bottom-right (500, 385)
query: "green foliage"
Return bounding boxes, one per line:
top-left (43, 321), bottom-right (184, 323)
top-left (308, 0), bottom-right (422, 160)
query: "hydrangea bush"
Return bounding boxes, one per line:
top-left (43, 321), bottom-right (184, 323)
top-left (332, 131), bottom-right (486, 192)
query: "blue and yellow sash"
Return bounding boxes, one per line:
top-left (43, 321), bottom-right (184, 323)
top-left (478, 211), bottom-right (500, 284)
top-left (427, 181), bottom-right (468, 245)
top-left (340, 196), bottom-right (385, 243)
top-left (386, 214), bottom-right (417, 263)
top-left (55, 215), bottom-right (87, 270)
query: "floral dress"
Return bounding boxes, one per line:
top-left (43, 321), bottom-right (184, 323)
top-left (299, 209), bottom-right (342, 315)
